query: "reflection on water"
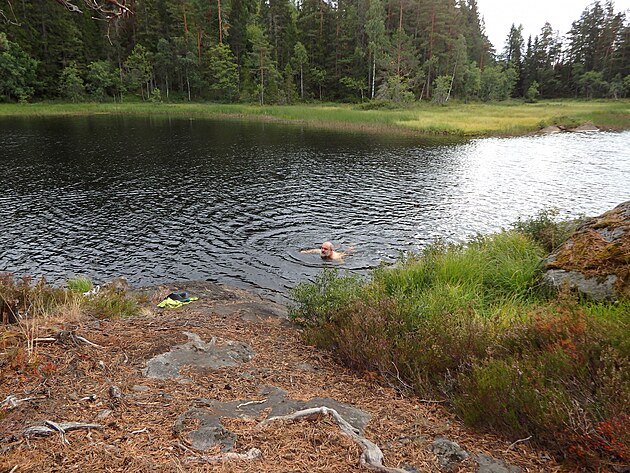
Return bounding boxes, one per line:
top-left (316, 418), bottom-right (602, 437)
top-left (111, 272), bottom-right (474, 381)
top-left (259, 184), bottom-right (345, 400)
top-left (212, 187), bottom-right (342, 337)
top-left (1, 116), bottom-right (629, 302)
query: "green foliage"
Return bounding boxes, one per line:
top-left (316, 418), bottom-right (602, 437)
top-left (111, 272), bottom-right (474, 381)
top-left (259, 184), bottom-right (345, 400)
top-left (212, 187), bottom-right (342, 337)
top-left (340, 76), bottom-right (366, 102)
top-left (58, 61), bottom-right (85, 103)
top-left (124, 44), bottom-right (153, 100)
top-left (206, 43), bottom-right (239, 102)
top-left (290, 269), bottom-right (364, 329)
top-left (511, 208), bottom-right (579, 252)
top-left (480, 65), bottom-right (516, 101)
top-left (85, 290), bottom-right (138, 319)
top-left (376, 75), bottom-right (414, 103)
top-left (66, 276), bottom-right (93, 293)
top-left (432, 75), bottom-right (451, 105)
top-left (86, 60), bottom-right (118, 102)
top-left (0, 33), bottom-right (38, 103)
top-left (290, 228), bottom-right (629, 466)
top-left (525, 80), bottom-right (540, 103)
top-left (577, 70), bottom-right (609, 99)
top-left (149, 87), bottom-right (162, 103)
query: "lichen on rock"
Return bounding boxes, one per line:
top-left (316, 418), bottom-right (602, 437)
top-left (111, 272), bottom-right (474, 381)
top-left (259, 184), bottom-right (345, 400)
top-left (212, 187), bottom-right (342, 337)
top-left (543, 201), bottom-right (630, 301)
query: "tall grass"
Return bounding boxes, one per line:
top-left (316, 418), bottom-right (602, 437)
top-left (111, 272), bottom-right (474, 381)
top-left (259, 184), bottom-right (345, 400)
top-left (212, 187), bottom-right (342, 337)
top-left (1, 99), bottom-right (628, 137)
top-left (290, 228), bottom-right (629, 468)
top-left (1, 274), bottom-right (140, 365)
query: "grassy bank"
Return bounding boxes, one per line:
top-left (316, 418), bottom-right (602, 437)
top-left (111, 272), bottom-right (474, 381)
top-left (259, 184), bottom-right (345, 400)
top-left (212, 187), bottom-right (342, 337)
top-left (290, 215), bottom-right (629, 469)
top-left (1, 100), bottom-right (629, 137)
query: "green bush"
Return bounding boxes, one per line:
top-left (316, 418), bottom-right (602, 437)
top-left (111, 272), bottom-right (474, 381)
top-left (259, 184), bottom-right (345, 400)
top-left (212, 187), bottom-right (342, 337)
top-left (290, 230), bottom-right (630, 467)
top-left (66, 276), bottom-right (93, 293)
top-left (511, 208), bottom-right (580, 252)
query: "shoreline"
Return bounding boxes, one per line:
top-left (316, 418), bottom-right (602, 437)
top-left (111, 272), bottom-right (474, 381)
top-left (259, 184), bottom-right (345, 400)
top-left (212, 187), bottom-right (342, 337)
top-left (1, 100), bottom-right (628, 138)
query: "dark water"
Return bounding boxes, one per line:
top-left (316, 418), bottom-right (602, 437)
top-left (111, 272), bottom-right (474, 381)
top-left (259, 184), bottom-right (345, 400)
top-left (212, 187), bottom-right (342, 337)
top-left (1, 116), bottom-right (629, 302)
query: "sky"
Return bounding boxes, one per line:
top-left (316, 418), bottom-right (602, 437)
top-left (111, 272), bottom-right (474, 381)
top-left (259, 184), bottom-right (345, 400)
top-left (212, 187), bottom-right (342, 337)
top-left (475, 0), bottom-right (630, 52)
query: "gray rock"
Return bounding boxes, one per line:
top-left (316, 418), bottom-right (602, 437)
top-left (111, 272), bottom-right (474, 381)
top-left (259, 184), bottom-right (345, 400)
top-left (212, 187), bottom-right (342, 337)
top-left (476, 454), bottom-right (522, 473)
top-left (539, 125), bottom-right (562, 134)
top-left (143, 332), bottom-right (254, 379)
top-left (543, 201), bottom-right (630, 301)
top-left (431, 437), bottom-right (470, 472)
top-left (543, 269), bottom-right (618, 302)
top-left (174, 408), bottom-right (236, 451)
top-left (568, 123), bottom-right (599, 132)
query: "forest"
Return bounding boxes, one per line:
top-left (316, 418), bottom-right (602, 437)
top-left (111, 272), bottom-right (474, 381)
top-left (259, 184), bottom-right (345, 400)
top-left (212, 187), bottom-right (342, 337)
top-left (1, 0), bottom-right (629, 104)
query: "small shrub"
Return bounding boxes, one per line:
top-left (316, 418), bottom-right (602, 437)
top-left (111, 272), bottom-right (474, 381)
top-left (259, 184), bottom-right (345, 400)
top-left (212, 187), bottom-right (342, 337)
top-left (67, 276), bottom-right (94, 293)
top-left (511, 208), bottom-right (578, 252)
top-left (86, 289), bottom-right (138, 319)
top-left (289, 268), bottom-right (364, 329)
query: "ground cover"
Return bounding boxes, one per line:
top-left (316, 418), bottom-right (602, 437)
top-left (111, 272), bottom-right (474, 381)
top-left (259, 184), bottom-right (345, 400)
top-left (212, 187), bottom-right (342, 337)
top-left (0, 280), bottom-right (559, 472)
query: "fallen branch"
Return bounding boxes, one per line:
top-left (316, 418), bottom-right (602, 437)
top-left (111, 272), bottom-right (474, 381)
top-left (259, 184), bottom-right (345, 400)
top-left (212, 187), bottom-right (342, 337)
top-left (23, 421), bottom-right (102, 439)
top-left (183, 448), bottom-right (262, 464)
top-left (506, 435), bottom-right (532, 452)
top-left (34, 331), bottom-right (102, 348)
top-left (1, 395), bottom-right (39, 410)
top-left (236, 399), bottom-right (267, 409)
top-left (257, 406), bottom-right (408, 473)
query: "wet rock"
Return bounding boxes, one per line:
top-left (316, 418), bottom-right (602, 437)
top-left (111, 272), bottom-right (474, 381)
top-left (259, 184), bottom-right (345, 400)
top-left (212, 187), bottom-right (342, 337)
top-left (542, 201), bottom-right (630, 301)
top-left (143, 332), bottom-right (254, 379)
top-left (476, 454), bottom-right (522, 473)
top-left (431, 437), bottom-right (470, 472)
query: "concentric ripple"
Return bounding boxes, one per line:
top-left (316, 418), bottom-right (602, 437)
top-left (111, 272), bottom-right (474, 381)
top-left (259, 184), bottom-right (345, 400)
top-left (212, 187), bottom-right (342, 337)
top-left (1, 116), bottom-right (628, 302)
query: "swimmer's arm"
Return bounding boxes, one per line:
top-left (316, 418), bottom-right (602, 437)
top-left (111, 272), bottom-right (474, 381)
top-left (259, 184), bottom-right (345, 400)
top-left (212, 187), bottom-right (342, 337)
top-left (301, 248), bottom-right (321, 254)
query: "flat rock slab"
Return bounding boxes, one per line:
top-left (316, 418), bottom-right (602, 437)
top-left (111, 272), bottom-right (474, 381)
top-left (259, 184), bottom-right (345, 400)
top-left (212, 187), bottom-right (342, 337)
top-left (198, 384), bottom-right (371, 433)
top-left (179, 384), bottom-right (371, 451)
top-left (143, 332), bottom-right (254, 379)
top-left (476, 454), bottom-right (522, 473)
top-left (211, 301), bottom-right (289, 321)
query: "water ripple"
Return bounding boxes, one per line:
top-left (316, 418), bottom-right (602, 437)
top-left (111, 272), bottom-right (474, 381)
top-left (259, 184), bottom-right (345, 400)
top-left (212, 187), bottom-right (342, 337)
top-left (1, 116), bottom-right (629, 302)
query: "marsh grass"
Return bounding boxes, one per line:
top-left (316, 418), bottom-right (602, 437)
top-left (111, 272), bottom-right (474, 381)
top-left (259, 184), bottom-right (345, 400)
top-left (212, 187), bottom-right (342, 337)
top-left (1, 99), bottom-right (628, 137)
top-left (290, 227), bottom-right (629, 467)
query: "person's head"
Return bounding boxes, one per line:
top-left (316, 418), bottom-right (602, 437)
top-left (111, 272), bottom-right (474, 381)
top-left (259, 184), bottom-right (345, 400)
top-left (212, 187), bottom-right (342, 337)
top-left (320, 241), bottom-right (334, 259)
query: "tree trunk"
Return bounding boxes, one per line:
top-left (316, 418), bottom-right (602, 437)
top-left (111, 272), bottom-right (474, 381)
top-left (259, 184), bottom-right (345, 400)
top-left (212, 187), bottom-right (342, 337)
top-left (371, 58), bottom-right (376, 99)
top-left (217, 0), bottom-right (223, 44)
top-left (300, 65), bottom-right (304, 99)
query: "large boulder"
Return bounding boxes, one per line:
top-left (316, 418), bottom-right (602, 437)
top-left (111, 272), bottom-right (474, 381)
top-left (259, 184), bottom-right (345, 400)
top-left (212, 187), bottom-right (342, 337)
top-left (543, 201), bottom-right (630, 301)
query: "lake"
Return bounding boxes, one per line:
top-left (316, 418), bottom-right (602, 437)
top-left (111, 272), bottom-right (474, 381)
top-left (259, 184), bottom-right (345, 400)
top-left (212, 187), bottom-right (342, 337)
top-left (1, 116), bottom-right (628, 302)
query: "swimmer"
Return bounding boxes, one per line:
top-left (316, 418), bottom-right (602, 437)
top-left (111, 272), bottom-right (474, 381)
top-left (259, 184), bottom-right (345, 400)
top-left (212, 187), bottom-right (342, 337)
top-left (301, 241), bottom-right (352, 261)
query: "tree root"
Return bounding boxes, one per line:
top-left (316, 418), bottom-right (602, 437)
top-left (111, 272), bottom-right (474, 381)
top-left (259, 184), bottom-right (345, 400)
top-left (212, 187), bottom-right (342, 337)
top-left (257, 406), bottom-right (409, 473)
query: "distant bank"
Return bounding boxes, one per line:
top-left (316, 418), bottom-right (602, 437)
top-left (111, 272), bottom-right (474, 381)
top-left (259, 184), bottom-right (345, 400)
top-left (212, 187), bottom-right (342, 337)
top-left (1, 99), bottom-right (628, 138)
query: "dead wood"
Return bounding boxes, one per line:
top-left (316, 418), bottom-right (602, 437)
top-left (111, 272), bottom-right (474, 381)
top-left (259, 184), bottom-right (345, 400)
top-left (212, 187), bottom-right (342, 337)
top-left (183, 448), bottom-right (262, 464)
top-left (33, 330), bottom-right (102, 348)
top-left (257, 406), bottom-right (409, 473)
top-left (23, 422), bottom-right (102, 438)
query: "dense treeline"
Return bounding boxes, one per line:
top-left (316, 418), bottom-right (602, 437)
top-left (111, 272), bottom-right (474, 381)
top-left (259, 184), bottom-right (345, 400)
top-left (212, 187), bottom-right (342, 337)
top-left (1, 0), bottom-right (629, 103)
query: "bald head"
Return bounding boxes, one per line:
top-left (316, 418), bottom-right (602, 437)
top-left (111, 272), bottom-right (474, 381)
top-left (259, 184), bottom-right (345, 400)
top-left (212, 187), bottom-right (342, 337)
top-left (320, 241), bottom-right (334, 259)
